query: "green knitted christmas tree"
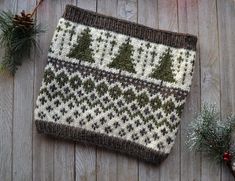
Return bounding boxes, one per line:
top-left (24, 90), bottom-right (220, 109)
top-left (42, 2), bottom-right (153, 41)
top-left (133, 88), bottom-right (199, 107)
top-left (67, 28), bottom-right (94, 63)
top-left (150, 48), bottom-right (175, 82)
top-left (108, 38), bottom-right (136, 73)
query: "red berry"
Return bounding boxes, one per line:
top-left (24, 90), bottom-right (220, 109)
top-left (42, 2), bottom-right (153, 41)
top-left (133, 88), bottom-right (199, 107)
top-left (223, 152), bottom-right (232, 161)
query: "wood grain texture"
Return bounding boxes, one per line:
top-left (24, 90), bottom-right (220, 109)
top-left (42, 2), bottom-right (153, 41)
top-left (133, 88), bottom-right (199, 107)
top-left (178, 0), bottom-right (201, 181)
top-left (198, 0), bottom-right (221, 180)
top-left (0, 0), bottom-right (234, 180)
top-left (33, 1), bottom-right (55, 180)
top-left (0, 1), bottom-right (15, 180)
top-left (217, 0), bottom-right (235, 181)
top-left (12, 0), bottom-right (35, 179)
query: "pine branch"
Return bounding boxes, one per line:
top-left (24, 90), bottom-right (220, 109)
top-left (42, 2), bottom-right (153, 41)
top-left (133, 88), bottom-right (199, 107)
top-left (187, 104), bottom-right (235, 163)
top-left (187, 104), bottom-right (235, 177)
top-left (0, 10), bottom-right (45, 75)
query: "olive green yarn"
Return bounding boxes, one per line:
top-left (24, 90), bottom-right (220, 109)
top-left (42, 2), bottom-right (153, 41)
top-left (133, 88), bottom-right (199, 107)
top-left (83, 78), bottom-right (95, 93)
top-left (67, 28), bottom-right (95, 63)
top-left (108, 38), bottom-right (136, 73)
top-left (150, 48), bottom-right (175, 83)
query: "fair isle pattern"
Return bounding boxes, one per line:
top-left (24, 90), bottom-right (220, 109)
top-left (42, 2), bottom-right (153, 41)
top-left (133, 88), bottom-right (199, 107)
top-left (49, 18), bottom-right (196, 91)
top-left (35, 5), bottom-right (197, 164)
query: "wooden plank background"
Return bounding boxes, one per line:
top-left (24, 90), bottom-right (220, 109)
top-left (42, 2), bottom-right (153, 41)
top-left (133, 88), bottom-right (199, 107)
top-left (0, 0), bottom-right (234, 180)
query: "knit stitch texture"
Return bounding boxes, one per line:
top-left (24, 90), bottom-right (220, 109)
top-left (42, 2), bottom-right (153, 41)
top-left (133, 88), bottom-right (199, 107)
top-left (35, 5), bottom-right (197, 164)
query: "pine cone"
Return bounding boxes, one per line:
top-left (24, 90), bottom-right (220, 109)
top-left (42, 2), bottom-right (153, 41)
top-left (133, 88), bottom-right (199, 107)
top-left (13, 10), bottom-right (34, 29)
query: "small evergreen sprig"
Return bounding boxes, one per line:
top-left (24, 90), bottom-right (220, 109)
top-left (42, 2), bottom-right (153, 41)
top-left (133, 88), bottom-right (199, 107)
top-left (187, 104), bottom-right (235, 177)
top-left (0, 0), bottom-right (44, 75)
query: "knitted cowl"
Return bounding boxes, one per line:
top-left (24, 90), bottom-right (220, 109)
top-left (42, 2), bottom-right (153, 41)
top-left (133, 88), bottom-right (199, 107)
top-left (35, 4), bottom-right (197, 164)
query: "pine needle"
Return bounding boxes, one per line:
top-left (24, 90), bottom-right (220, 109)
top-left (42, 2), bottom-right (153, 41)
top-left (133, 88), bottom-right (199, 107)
top-left (0, 10), bottom-right (45, 75)
top-left (187, 104), bottom-right (235, 163)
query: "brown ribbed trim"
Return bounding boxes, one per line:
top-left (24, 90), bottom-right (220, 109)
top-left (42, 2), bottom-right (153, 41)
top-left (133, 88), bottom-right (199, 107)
top-left (35, 120), bottom-right (168, 164)
top-left (63, 5), bottom-right (197, 50)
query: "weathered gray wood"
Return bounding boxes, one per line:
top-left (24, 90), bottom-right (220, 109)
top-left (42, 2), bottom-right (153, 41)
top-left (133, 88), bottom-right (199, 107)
top-left (97, 0), bottom-right (117, 16)
top-left (75, 1), bottom-right (97, 181)
top-left (198, 0), bottom-right (221, 180)
top-left (137, 0), bottom-right (158, 28)
top-left (217, 0), bottom-right (235, 180)
top-left (0, 0), bottom-right (235, 180)
top-left (137, 1), bottom-right (160, 180)
top-left (158, 0), bottom-right (180, 180)
top-left (77, 0), bottom-right (97, 10)
top-left (0, 1), bottom-right (16, 180)
top-left (33, 1), bottom-right (55, 180)
top-left (117, 156), bottom-right (138, 181)
top-left (96, 1), bottom-right (118, 180)
top-left (178, 0), bottom-right (201, 181)
top-left (117, 0), bottom-right (137, 21)
top-left (75, 144), bottom-right (96, 181)
top-left (12, 1), bottom-right (35, 180)
top-left (97, 149), bottom-right (117, 181)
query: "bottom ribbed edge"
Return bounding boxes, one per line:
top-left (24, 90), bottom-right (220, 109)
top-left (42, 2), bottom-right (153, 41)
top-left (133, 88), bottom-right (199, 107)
top-left (35, 120), bottom-right (168, 165)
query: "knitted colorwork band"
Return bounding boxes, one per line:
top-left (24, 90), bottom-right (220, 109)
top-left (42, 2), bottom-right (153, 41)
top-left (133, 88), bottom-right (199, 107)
top-left (35, 5), bottom-right (197, 164)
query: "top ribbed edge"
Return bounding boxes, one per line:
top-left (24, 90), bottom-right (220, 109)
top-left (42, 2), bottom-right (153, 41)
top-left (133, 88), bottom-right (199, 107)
top-left (62, 5), bottom-right (197, 51)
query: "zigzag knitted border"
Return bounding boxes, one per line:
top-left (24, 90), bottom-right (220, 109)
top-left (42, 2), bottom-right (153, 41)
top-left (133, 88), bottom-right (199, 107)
top-left (35, 120), bottom-right (169, 164)
top-left (38, 87), bottom-right (181, 130)
top-left (47, 57), bottom-right (189, 101)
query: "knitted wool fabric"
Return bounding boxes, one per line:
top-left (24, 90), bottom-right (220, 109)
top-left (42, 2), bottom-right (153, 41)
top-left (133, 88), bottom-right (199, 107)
top-left (35, 5), bottom-right (197, 164)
